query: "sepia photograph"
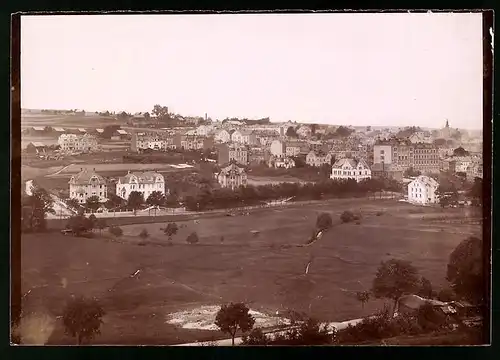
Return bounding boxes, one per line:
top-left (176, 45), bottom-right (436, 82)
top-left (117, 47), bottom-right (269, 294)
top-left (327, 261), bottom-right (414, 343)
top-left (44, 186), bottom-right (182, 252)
top-left (12, 11), bottom-right (491, 346)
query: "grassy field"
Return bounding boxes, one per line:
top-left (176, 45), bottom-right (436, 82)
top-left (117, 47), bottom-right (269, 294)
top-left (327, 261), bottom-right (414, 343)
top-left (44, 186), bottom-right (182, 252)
top-left (20, 198), bottom-right (482, 344)
top-left (21, 114), bottom-right (123, 129)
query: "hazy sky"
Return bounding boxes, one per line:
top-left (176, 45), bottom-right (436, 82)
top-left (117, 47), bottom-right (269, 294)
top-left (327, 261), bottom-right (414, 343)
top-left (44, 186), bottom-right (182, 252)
top-left (21, 13), bottom-right (483, 129)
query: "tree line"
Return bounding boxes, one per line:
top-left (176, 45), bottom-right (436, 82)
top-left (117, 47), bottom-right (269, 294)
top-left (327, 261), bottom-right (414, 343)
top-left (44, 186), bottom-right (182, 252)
top-left (183, 178), bottom-right (403, 211)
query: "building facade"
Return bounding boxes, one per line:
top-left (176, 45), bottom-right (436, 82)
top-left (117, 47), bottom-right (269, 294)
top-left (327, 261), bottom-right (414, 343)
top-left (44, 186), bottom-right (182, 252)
top-left (217, 143), bottom-right (249, 165)
top-left (216, 162), bottom-right (248, 190)
top-left (306, 150), bottom-right (333, 167)
top-left (58, 133), bottom-right (98, 152)
top-left (116, 171), bottom-right (166, 201)
top-left (330, 158), bottom-right (371, 182)
top-left (270, 139), bottom-right (286, 158)
top-left (407, 175), bottom-right (439, 205)
top-left (69, 168), bottom-right (108, 204)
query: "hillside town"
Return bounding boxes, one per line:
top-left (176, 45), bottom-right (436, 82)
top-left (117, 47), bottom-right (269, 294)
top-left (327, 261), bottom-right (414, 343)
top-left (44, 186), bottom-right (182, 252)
top-left (22, 111), bottom-right (483, 211)
top-left (17, 12), bottom-right (487, 347)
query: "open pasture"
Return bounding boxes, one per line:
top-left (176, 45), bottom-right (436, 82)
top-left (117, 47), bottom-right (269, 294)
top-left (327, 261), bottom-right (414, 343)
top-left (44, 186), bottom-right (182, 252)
top-left (20, 198), bottom-right (481, 344)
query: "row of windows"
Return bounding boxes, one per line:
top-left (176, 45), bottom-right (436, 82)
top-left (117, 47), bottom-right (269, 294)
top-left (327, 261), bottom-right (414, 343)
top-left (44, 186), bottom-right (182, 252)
top-left (332, 170), bottom-right (369, 176)
top-left (72, 191), bottom-right (106, 197)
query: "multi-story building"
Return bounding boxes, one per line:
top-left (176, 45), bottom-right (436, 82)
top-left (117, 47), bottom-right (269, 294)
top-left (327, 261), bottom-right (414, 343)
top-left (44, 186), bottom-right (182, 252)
top-left (373, 139), bottom-right (440, 174)
top-left (296, 125), bottom-right (312, 138)
top-left (285, 141), bottom-right (306, 157)
top-left (231, 130), bottom-right (258, 145)
top-left (270, 156), bottom-right (296, 169)
top-left (116, 171), bottom-right (166, 201)
top-left (218, 143), bottom-right (249, 165)
top-left (58, 133), bottom-right (98, 152)
top-left (248, 147), bottom-right (269, 165)
top-left (412, 143), bottom-right (440, 173)
top-left (216, 162), bottom-right (248, 190)
top-left (178, 135), bottom-right (214, 150)
top-left (466, 162), bottom-right (483, 180)
top-left (306, 150), bottom-right (333, 167)
top-left (214, 129), bottom-right (231, 143)
top-left (69, 168), bottom-right (108, 204)
top-left (270, 139), bottom-right (286, 158)
top-left (131, 132), bottom-right (177, 152)
top-left (407, 175), bottom-right (439, 205)
top-left (195, 124), bottom-right (215, 137)
top-left (330, 158), bottom-right (371, 182)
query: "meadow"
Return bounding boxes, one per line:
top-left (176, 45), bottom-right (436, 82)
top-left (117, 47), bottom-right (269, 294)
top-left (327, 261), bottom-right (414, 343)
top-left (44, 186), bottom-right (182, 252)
top-left (20, 198), bottom-right (482, 345)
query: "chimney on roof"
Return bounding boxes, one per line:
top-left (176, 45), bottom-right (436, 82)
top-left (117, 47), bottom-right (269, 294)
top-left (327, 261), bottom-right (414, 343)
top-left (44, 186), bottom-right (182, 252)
top-left (128, 170), bottom-right (130, 174)
top-left (80, 167), bottom-right (83, 171)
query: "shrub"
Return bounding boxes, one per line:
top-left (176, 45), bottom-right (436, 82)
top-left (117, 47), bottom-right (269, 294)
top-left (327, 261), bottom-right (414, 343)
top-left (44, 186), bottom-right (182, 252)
top-left (109, 226), bottom-right (123, 237)
top-left (376, 211), bottom-right (384, 216)
top-left (417, 302), bottom-right (451, 332)
top-left (186, 232), bottom-right (199, 244)
top-left (437, 288), bottom-right (456, 302)
top-left (316, 212), bottom-right (333, 230)
top-left (139, 228), bottom-right (149, 239)
top-left (242, 328), bottom-right (269, 345)
top-left (340, 211), bottom-right (355, 223)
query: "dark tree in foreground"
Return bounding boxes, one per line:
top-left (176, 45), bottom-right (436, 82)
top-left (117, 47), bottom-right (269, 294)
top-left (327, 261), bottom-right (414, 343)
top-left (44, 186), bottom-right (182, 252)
top-left (163, 222), bottom-right (179, 239)
top-left (316, 212), bottom-right (333, 231)
top-left (127, 191), bottom-right (144, 215)
top-left (447, 236), bottom-right (483, 305)
top-left (215, 302), bottom-right (255, 346)
top-left (85, 196), bottom-right (101, 214)
top-left (417, 277), bottom-right (434, 299)
top-left (96, 218), bottom-right (107, 236)
top-left (186, 232), bottom-right (199, 245)
top-left (109, 226), bottom-right (123, 237)
top-left (146, 191), bottom-right (165, 215)
top-left (22, 186), bottom-right (55, 232)
top-left (139, 228), bottom-right (149, 239)
top-left (372, 259), bottom-right (420, 315)
top-left (242, 328), bottom-right (269, 345)
top-left (66, 215), bottom-right (93, 236)
top-left (356, 291), bottom-right (371, 310)
top-left (62, 296), bottom-right (105, 345)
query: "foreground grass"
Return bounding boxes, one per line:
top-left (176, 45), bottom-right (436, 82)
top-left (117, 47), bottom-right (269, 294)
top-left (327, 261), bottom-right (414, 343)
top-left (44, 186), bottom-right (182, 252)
top-left (20, 199), bottom-right (481, 344)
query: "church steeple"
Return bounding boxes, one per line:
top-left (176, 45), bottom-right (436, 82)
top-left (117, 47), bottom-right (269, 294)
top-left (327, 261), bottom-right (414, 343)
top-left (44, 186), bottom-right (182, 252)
top-left (445, 119), bottom-right (449, 128)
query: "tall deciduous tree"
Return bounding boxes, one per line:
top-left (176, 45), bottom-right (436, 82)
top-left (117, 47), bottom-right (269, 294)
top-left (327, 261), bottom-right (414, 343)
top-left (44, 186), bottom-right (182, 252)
top-left (186, 232), bottom-right (199, 245)
top-left (356, 291), bottom-right (371, 310)
top-left (127, 191), bottom-right (144, 215)
top-left (447, 236), bottom-right (483, 305)
top-left (372, 259), bottom-right (420, 315)
top-left (215, 303), bottom-right (255, 346)
top-left (146, 191), bottom-right (165, 216)
top-left (22, 186), bottom-right (55, 232)
top-left (85, 195), bottom-right (101, 214)
top-left (316, 212), bottom-right (333, 231)
top-left (62, 296), bottom-right (105, 345)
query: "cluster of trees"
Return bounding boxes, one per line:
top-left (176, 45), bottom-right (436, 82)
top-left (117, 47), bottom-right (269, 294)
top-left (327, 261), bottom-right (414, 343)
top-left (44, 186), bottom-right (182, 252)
top-left (403, 167), bottom-right (422, 178)
top-left (214, 303), bottom-right (332, 346)
top-left (453, 146), bottom-right (470, 157)
top-left (183, 178), bottom-right (402, 212)
top-left (396, 126), bottom-right (423, 138)
top-left (22, 186), bottom-right (55, 233)
top-left (41, 109), bottom-right (85, 115)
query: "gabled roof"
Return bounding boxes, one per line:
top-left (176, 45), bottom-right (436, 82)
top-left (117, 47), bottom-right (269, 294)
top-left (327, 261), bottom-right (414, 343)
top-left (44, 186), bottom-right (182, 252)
top-left (96, 128), bottom-right (105, 133)
top-left (78, 128), bottom-right (87, 132)
top-left (410, 175), bottom-right (439, 188)
top-left (219, 162), bottom-right (247, 175)
top-left (53, 127), bottom-right (65, 132)
top-left (332, 158), bottom-right (369, 170)
top-left (118, 171), bottom-right (164, 184)
top-left (32, 126), bottom-right (45, 131)
top-left (69, 168), bottom-right (106, 185)
top-left (116, 129), bottom-right (128, 135)
top-left (29, 142), bottom-right (46, 148)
